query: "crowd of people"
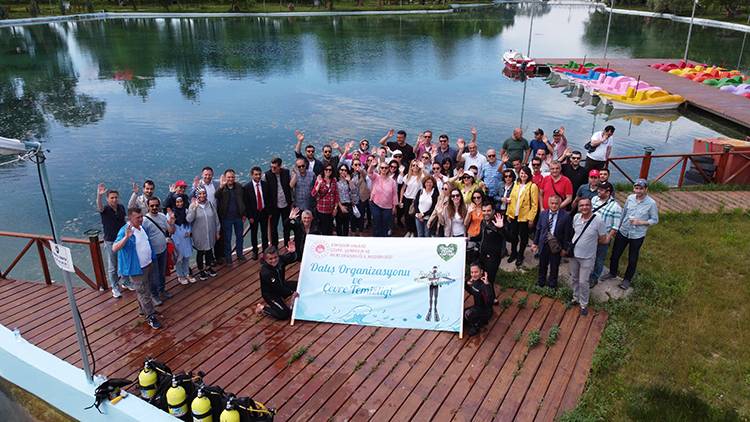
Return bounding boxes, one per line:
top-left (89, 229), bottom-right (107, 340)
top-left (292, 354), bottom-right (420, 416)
top-left (95, 125), bottom-right (658, 330)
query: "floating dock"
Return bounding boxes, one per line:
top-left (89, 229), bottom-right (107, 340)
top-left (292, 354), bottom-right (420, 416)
top-left (537, 57), bottom-right (750, 131)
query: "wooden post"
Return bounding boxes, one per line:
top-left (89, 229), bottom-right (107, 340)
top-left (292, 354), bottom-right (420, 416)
top-left (86, 230), bottom-right (107, 290)
top-left (638, 147), bottom-right (655, 180)
top-left (714, 144), bottom-right (733, 183)
top-left (36, 239), bottom-right (52, 285)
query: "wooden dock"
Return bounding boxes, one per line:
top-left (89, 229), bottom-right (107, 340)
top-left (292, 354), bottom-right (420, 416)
top-left (0, 257), bottom-right (606, 421)
top-left (537, 57), bottom-right (750, 130)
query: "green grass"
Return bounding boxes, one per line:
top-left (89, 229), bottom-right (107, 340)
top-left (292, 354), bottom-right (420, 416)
top-left (677, 184), bottom-right (750, 192)
top-left (562, 210), bottom-right (750, 420)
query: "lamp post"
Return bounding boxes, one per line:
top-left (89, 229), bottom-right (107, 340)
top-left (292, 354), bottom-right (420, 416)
top-left (526, 2), bottom-right (535, 57)
top-left (683, 0), bottom-right (699, 63)
top-left (603, 0), bottom-right (614, 59)
top-left (738, 14), bottom-right (750, 70)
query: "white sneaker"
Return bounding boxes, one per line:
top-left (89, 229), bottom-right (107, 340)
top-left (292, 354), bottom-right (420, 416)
top-left (187, 276), bottom-right (197, 284)
top-left (112, 289), bottom-right (122, 299)
top-left (178, 277), bottom-right (189, 285)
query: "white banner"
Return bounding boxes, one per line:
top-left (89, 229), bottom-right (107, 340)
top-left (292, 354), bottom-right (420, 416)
top-left (293, 235), bottom-right (466, 333)
top-left (49, 241), bottom-right (74, 273)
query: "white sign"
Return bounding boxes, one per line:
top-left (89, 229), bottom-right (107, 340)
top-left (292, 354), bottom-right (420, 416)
top-left (293, 235), bottom-right (466, 334)
top-left (49, 241), bottom-right (74, 273)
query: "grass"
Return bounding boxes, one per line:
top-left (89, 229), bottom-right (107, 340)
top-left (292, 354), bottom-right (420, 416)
top-left (560, 210), bottom-right (750, 420)
top-left (0, 0), bottom-right (492, 19)
top-left (287, 345), bottom-right (308, 366)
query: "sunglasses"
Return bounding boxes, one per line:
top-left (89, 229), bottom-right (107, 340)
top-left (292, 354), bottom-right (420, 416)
top-left (487, 154), bottom-right (496, 157)
top-left (571, 156), bottom-right (581, 160)
top-left (451, 194), bottom-right (461, 198)
top-left (297, 165), bottom-right (305, 169)
top-left (379, 166), bottom-right (388, 170)
top-left (353, 163), bottom-right (361, 166)
top-left (324, 168), bottom-right (333, 171)
top-left (504, 174), bottom-right (513, 178)
top-left (532, 163), bottom-right (541, 167)
top-left (472, 196), bottom-right (482, 200)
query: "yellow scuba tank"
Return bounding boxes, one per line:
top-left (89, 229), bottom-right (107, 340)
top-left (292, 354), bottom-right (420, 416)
top-left (191, 388), bottom-right (213, 422)
top-left (166, 376), bottom-right (189, 418)
top-left (138, 364), bottom-right (158, 399)
top-left (219, 395), bottom-right (241, 422)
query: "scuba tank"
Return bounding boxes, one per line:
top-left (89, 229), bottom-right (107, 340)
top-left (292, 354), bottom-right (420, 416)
top-left (166, 374), bottom-right (189, 418)
top-left (220, 394), bottom-right (276, 422)
top-left (220, 394), bottom-right (241, 422)
top-left (191, 382), bottom-right (224, 422)
top-left (138, 358), bottom-right (173, 410)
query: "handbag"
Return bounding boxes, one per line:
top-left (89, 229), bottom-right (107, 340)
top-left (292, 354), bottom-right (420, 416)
top-left (584, 141), bottom-right (597, 153)
top-left (544, 211), bottom-right (562, 254)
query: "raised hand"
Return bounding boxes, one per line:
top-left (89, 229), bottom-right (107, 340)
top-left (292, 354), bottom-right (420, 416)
top-left (219, 174), bottom-right (226, 187)
top-left (295, 129), bottom-right (305, 143)
top-left (470, 127), bottom-right (477, 138)
top-left (430, 144), bottom-right (437, 156)
top-left (386, 128), bottom-right (394, 139)
top-left (501, 151), bottom-right (510, 163)
top-left (456, 138), bottom-right (466, 150)
top-left (289, 207), bottom-right (300, 220)
top-left (132, 182), bottom-right (139, 194)
top-left (345, 141), bottom-right (355, 151)
top-left (330, 141), bottom-right (340, 150)
top-left (97, 183), bottom-right (106, 195)
top-left (125, 223), bottom-right (133, 239)
top-left (493, 213), bottom-right (504, 228)
top-left (167, 210), bottom-right (175, 224)
top-left (193, 176), bottom-right (200, 188)
top-left (559, 126), bottom-right (565, 135)
top-left (190, 197), bottom-right (198, 208)
top-left (169, 183), bottom-right (176, 193)
top-left (481, 271), bottom-right (488, 284)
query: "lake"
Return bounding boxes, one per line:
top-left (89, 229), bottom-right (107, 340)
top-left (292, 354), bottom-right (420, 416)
top-left (0, 4), bottom-right (748, 280)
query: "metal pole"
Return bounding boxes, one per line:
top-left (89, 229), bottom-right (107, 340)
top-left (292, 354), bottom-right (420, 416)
top-left (603, 0), bottom-right (614, 59)
top-left (738, 14), bottom-right (750, 70)
top-left (526, 1), bottom-right (535, 57)
top-left (520, 78), bottom-right (528, 129)
top-left (35, 148), bottom-right (93, 381)
top-left (683, 0), bottom-right (698, 62)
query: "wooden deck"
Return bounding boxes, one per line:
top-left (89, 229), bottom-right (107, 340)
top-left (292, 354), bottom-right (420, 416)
top-left (614, 190), bottom-right (750, 214)
top-left (537, 57), bottom-right (750, 130)
top-left (0, 256), bottom-right (607, 421)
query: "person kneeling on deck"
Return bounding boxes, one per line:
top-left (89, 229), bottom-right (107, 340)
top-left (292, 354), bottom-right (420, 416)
top-left (464, 262), bottom-right (494, 337)
top-left (112, 207), bottom-right (162, 330)
top-left (255, 245), bottom-right (299, 320)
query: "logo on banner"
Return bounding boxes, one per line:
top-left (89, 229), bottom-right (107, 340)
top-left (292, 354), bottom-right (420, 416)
top-left (313, 241), bottom-right (329, 257)
top-left (437, 243), bottom-right (458, 261)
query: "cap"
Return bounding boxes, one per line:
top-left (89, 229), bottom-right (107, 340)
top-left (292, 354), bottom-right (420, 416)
top-left (634, 178), bottom-right (648, 188)
top-left (534, 128), bottom-right (544, 135)
top-left (175, 180), bottom-right (188, 187)
top-left (588, 169), bottom-right (600, 177)
top-left (392, 150), bottom-right (403, 156)
top-left (597, 181), bottom-right (614, 192)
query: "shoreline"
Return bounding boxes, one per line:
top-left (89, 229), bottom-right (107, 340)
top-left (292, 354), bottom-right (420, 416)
top-left (1, 1), bottom-right (749, 33)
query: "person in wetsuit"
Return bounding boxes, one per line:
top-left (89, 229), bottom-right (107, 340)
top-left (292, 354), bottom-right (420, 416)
top-left (464, 262), bottom-right (494, 337)
top-left (255, 245), bottom-right (298, 320)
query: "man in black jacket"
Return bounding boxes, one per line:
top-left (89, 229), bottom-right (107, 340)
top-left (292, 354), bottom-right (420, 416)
top-left (215, 169), bottom-right (247, 264)
top-left (255, 245), bottom-right (298, 320)
top-left (264, 157), bottom-right (294, 248)
top-left (243, 166), bottom-right (269, 261)
top-left (531, 195), bottom-right (573, 289)
top-left (477, 202), bottom-right (506, 304)
top-left (294, 130), bottom-right (324, 175)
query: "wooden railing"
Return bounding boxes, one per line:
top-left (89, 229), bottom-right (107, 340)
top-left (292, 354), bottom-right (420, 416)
top-left (606, 146), bottom-right (750, 187)
top-left (0, 231), bottom-right (107, 290)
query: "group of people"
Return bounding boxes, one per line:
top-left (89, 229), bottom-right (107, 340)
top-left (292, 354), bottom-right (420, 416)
top-left (95, 124), bottom-right (658, 329)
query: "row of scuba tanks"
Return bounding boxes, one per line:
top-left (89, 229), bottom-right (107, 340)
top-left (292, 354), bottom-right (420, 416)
top-left (138, 357), bottom-right (276, 422)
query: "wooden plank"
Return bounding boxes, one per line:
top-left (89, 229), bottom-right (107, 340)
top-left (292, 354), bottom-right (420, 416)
top-left (416, 290), bottom-right (518, 421)
top-left (514, 305), bottom-right (580, 421)
top-left (473, 296), bottom-right (555, 421)
top-left (494, 300), bottom-right (567, 421)
top-left (532, 312), bottom-right (595, 422)
top-left (555, 312), bottom-right (609, 418)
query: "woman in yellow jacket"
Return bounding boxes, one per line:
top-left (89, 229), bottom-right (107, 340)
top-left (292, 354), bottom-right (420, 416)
top-left (506, 166), bottom-right (539, 269)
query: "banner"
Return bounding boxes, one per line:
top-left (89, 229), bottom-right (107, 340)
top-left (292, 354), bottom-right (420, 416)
top-left (292, 235), bottom-right (466, 333)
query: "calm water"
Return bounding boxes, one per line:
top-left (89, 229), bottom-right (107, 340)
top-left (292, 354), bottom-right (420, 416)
top-left (0, 4), bottom-right (748, 280)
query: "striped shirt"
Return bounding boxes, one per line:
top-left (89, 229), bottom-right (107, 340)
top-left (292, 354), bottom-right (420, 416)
top-left (592, 195), bottom-right (622, 233)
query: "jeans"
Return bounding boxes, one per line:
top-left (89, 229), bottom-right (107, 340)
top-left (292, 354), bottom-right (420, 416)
top-left (415, 217), bottom-right (430, 237)
top-left (589, 241), bottom-right (611, 283)
top-left (197, 250), bottom-right (214, 270)
top-left (175, 255), bottom-right (190, 278)
top-left (103, 240), bottom-right (122, 295)
top-left (222, 218), bottom-right (244, 262)
top-left (609, 232), bottom-right (645, 282)
top-left (132, 263), bottom-right (155, 318)
top-left (149, 250), bottom-right (167, 297)
top-left (371, 203), bottom-right (393, 237)
top-left (570, 256), bottom-right (594, 308)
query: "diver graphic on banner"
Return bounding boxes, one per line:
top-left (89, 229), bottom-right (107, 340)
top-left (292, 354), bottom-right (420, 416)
top-left (414, 266), bottom-right (456, 322)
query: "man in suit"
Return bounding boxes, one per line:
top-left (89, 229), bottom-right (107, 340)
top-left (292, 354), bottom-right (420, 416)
top-left (294, 130), bottom-right (324, 176)
top-left (244, 166), bottom-right (269, 261)
top-left (531, 194), bottom-right (572, 289)
top-left (264, 157), bottom-right (294, 248)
